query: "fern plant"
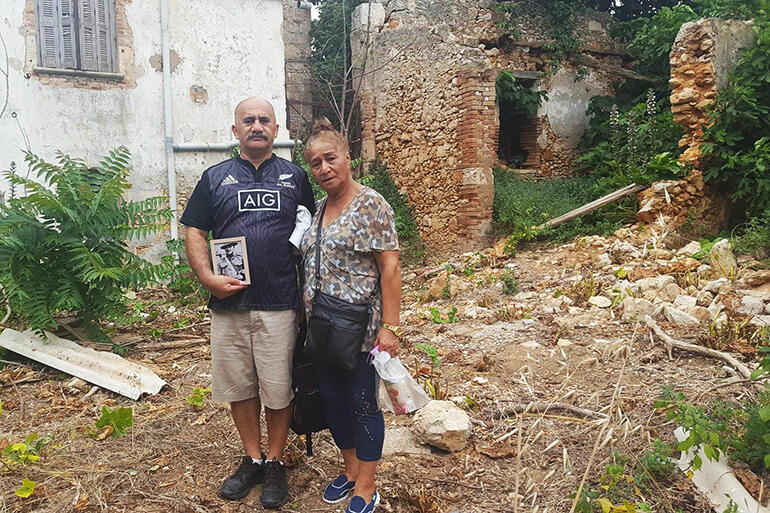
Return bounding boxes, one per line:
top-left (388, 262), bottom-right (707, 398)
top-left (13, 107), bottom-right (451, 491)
top-left (0, 147), bottom-right (173, 341)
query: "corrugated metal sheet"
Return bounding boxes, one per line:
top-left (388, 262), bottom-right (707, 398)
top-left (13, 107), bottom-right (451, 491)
top-left (0, 328), bottom-right (166, 400)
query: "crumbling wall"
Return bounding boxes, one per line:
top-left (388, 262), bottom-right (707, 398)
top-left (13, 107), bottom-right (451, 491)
top-left (354, 0), bottom-right (625, 251)
top-left (637, 19), bottom-right (755, 231)
top-left (282, 0), bottom-right (312, 139)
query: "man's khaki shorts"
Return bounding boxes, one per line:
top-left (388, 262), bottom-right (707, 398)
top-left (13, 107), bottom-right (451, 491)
top-left (210, 309), bottom-right (297, 409)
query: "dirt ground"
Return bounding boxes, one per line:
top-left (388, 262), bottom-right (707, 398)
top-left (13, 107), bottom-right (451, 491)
top-left (0, 228), bottom-right (764, 513)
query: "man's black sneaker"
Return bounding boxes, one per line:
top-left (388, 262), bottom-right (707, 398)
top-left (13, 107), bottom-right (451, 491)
top-left (260, 459), bottom-right (289, 509)
top-left (219, 455), bottom-right (264, 500)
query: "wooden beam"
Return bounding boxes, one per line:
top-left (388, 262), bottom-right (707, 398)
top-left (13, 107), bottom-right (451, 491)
top-left (536, 183), bottom-right (646, 230)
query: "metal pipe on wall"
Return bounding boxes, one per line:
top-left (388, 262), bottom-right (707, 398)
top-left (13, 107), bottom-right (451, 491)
top-left (173, 140), bottom-right (295, 152)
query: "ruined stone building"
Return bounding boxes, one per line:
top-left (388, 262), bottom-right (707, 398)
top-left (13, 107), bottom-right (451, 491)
top-left (637, 18), bottom-right (755, 233)
top-left (0, 0), bottom-right (310, 257)
top-left (351, 0), bottom-right (633, 251)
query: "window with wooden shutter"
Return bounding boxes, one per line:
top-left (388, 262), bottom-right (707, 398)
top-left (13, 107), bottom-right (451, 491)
top-left (59, 0), bottom-right (77, 69)
top-left (35, 0), bottom-right (118, 74)
top-left (36, 0), bottom-right (61, 68)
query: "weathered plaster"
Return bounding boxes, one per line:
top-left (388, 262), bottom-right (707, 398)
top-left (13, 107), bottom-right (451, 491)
top-left (1, 0), bottom-right (291, 255)
top-left (541, 68), bottom-right (608, 148)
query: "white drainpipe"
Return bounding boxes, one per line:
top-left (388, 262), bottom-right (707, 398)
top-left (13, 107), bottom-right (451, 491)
top-left (160, 0), bottom-right (178, 241)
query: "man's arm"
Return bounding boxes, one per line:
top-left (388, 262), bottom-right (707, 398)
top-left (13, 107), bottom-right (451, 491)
top-left (185, 227), bottom-right (247, 300)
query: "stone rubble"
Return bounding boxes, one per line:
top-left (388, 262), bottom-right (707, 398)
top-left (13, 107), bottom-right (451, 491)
top-left (412, 400), bottom-right (472, 452)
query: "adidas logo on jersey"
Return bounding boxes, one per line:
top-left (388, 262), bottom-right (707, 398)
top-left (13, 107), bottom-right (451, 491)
top-left (221, 174), bottom-right (239, 186)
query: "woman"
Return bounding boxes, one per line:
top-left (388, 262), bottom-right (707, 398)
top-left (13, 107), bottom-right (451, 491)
top-left (300, 119), bottom-right (401, 513)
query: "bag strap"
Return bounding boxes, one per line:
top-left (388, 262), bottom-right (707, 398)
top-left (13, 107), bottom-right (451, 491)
top-left (313, 199), bottom-right (327, 295)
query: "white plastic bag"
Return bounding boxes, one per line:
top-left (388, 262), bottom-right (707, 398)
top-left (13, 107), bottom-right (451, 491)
top-left (372, 349), bottom-right (430, 414)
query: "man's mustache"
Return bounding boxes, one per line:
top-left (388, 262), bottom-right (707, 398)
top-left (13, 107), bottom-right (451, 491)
top-left (247, 133), bottom-right (268, 140)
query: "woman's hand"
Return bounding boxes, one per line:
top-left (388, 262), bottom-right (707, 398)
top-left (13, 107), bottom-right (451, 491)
top-left (376, 327), bottom-right (400, 357)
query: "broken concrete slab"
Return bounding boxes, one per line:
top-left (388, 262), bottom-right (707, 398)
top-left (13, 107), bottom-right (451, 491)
top-left (0, 328), bottom-right (167, 400)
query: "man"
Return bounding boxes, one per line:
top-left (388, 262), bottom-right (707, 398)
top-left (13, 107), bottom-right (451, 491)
top-left (181, 97), bottom-right (315, 508)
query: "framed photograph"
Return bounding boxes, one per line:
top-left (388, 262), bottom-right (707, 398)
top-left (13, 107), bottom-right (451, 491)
top-left (210, 236), bottom-right (251, 285)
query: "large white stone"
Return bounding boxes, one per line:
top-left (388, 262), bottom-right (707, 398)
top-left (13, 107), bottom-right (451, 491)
top-left (413, 400), bottom-right (472, 452)
top-left (634, 275), bottom-right (675, 293)
top-left (621, 297), bottom-right (654, 322)
top-left (709, 240), bottom-right (737, 279)
top-left (673, 295), bottom-right (698, 310)
top-left (677, 241), bottom-right (702, 257)
top-left (737, 296), bottom-right (765, 316)
top-left (702, 278), bottom-right (731, 294)
top-left (663, 305), bottom-right (701, 326)
top-left (588, 296), bottom-right (612, 308)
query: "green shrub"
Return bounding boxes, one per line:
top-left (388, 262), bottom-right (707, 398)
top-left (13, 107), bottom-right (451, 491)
top-left (733, 209), bottom-right (770, 255)
top-left (359, 159), bottom-right (418, 241)
top-left (0, 148), bottom-right (172, 341)
top-left (160, 239), bottom-right (208, 305)
top-left (500, 270), bottom-right (519, 295)
top-left (702, 10), bottom-right (770, 219)
top-left (493, 169), bottom-right (635, 243)
top-left (577, 91), bottom-right (687, 192)
top-left (359, 159), bottom-right (425, 263)
top-left (496, 71), bottom-right (547, 117)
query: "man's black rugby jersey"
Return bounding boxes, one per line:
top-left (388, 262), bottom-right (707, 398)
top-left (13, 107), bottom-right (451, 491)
top-left (181, 154), bottom-right (315, 311)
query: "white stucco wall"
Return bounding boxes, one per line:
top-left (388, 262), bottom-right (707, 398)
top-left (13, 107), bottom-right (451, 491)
top-left (0, 0), bottom-right (290, 250)
top-left (539, 67), bottom-right (607, 148)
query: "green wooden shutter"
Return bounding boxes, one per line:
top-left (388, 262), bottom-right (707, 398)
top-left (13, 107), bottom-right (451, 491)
top-left (36, 0), bottom-right (61, 68)
top-left (77, 0), bottom-right (97, 71)
top-left (59, 0), bottom-right (77, 69)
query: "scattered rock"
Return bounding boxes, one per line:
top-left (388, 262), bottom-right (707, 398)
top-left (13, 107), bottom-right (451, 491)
top-left (708, 300), bottom-right (725, 319)
top-left (709, 240), bottom-right (737, 279)
top-left (663, 305), bottom-right (701, 325)
top-left (737, 296), bottom-right (765, 316)
top-left (521, 340), bottom-right (542, 349)
top-left (696, 290), bottom-right (715, 307)
top-left (750, 315), bottom-right (770, 328)
top-left (702, 278), bottom-right (731, 294)
top-left (621, 297), bottom-right (655, 322)
top-left (557, 338), bottom-right (573, 347)
top-left (412, 400), bottom-right (472, 452)
top-left (744, 270), bottom-right (770, 287)
top-left (597, 253), bottom-right (612, 266)
top-left (741, 290), bottom-right (770, 301)
top-left (426, 272), bottom-right (455, 301)
top-left (382, 427), bottom-right (431, 456)
top-left (677, 241), bottom-right (702, 257)
top-left (697, 264), bottom-right (711, 277)
top-left (492, 238), bottom-right (509, 259)
top-left (635, 275), bottom-right (675, 293)
top-left (588, 296), bottom-right (612, 308)
top-left (689, 306), bottom-right (712, 322)
top-left (673, 295), bottom-right (697, 310)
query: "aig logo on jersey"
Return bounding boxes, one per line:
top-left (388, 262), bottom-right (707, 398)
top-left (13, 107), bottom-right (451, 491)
top-left (238, 189), bottom-right (281, 212)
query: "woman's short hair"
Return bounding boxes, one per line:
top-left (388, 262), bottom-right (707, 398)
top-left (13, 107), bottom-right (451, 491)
top-left (303, 118), bottom-right (349, 161)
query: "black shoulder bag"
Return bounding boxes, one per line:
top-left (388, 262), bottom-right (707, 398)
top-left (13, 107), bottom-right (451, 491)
top-left (304, 200), bottom-right (372, 371)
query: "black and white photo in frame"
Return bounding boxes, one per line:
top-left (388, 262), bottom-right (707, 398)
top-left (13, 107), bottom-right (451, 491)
top-left (209, 236), bottom-right (251, 285)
